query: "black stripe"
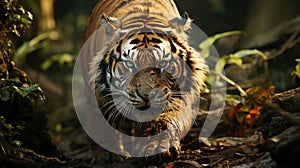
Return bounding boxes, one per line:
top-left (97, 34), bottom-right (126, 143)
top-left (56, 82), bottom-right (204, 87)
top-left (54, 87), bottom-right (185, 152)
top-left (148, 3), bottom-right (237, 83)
top-left (116, 0), bottom-right (133, 11)
top-left (178, 50), bottom-right (184, 59)
top-left (110, 53), bottom-right (121, 62)
top-left (151, 37), bottom-right (162, 43)
top-left (130, 38), bottom-right (140, 44)
top-left (116, 40), bottom-right (122, 53)
top-left (169, 38), bottom-right (177, 53)
top-left (154, 45), bottom-right (160, 49)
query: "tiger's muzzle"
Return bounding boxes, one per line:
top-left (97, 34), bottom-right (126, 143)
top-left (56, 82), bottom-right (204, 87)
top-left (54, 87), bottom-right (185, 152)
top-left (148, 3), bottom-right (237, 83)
top-left (126, 68), bottom-right (169, 111)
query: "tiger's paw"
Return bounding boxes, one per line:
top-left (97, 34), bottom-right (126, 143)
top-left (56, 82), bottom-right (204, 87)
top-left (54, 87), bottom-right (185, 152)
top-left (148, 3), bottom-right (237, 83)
top-left (134, 136), bottom-right (181, 159)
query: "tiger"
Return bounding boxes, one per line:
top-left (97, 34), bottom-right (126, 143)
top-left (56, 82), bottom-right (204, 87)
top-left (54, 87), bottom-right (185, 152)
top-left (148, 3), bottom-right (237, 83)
top-left (81, 0), bottom-right (207, 157)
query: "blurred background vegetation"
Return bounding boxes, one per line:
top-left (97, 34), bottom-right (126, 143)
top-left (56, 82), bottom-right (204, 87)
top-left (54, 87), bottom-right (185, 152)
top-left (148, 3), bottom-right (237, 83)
top-left (7, 0), bottom-right (300, 153)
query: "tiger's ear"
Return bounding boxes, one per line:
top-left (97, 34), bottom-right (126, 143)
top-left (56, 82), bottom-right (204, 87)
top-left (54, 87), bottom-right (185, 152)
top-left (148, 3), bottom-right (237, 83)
top-left (169, 12), bottom-right (192, 33)
top-left (101, 13), bottom-right (118, 39)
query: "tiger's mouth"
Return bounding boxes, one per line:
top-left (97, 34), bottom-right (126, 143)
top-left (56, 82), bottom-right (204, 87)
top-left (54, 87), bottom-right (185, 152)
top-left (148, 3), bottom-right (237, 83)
top-left (128, 87), bottom-right (168, 111)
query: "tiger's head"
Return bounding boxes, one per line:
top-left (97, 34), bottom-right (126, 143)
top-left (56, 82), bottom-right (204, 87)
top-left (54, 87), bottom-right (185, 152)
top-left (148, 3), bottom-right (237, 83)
top-left (89, 13), bottom-right (207, 122)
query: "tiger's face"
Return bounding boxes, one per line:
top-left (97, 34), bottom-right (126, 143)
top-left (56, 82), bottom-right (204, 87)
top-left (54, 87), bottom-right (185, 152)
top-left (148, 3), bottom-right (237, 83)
top-left (100, 32), bottom-right (191, 121)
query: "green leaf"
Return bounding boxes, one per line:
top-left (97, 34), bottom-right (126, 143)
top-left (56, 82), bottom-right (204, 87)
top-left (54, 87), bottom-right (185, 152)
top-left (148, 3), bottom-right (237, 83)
top-left (199, 30), bottom-right (244, 58)
top-left (6, 79), bottom-right (22, 85)
top-left (16, 89), bottom-right (28, 98)
top-left (228, 57), bottom-right (243, 66)
top-left (57, 53), bottom-right (74, 65)
top-left (291, 62), bottom-right (300, 78)
top-left (13, 32), bottom-right (55, 65)
top-left (215, 56), bottom-right (227, 75)
top-left (226, 94), bottom-right (243, 102)
top-left (41, 59), bottom-right (52, 71)
top-left (229, 49), bottom-right (267, 60)
top-left (20, 84), bottom-right (40, 93)
top-left (41, 53), bottom-right (74, 70)
top-left (16, 125), bottom-right (24, 130)
top-left (18, 84), bottom-right (45, 103)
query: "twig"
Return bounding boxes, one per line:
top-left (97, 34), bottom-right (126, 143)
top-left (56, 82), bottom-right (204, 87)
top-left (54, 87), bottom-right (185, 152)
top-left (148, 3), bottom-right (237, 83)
top-left (213, 71), bottom-right (247, 96)
top-left (210, 157), bottom-right (225, 167)
top-left (18, 148), bottom-right (66, 164)
top-left (267, 31), bottom-right (300, 60)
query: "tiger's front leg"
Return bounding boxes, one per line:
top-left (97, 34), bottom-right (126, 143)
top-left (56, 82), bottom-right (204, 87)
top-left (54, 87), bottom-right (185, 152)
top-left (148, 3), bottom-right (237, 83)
top-left (134, 105), bottom-right (195, 158)
top-left (135, 123), bottom-right (180, 158)
top-left (136, 132), bottom-right (181, 159)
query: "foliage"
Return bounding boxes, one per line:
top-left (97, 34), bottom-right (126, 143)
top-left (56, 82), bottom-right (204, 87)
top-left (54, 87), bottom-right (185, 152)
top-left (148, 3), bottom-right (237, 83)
top-left (0, 78), bottom-right (45, 157)
top-left (214, 49), bottom-right (267, 83)
top-left (199, 30), bottom-right (244, 59)
top-left (228, 84), bottom-right (275, 134)
top-left (200, 31), bottom-right (267, 88)
top-left (11, 27), bottom-right (73, 70)
top-left (41, 53), bottom-right (75, 71)
top-left (0, 0), bottom-right (50, 158)
top-left (200, 31), bottom-right (273, 134)
top-left (13, 31), bottom-right (59, 66)
top-left (11, 28), bottom-right (74, 72)
top-left (0, 79), bottom-right (45, 104)
top-left (215, 49), bottom-right (267, 75)
top-left (291, 59), bottom-right (300, 78)
top-left (0, 0), bottom-right (33, 53)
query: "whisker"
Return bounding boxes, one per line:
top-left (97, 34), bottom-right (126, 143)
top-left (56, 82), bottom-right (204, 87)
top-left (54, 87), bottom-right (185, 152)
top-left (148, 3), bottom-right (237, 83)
top-left (98, 91), bottom-right (123, 99)
top-left (122, 101), bottom-right (132, 120)
top-left (101, 97), bottom-right (126, 121)
top-left (170, 98), bottom-right (185, 111)
top-left (107, 107), bottom-right (119, 124)
top-left (109, 98), bottom-right (128, 122)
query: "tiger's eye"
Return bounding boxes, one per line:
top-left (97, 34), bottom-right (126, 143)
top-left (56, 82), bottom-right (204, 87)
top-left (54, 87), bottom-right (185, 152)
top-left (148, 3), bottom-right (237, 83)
top-left (158, 60), bottom-right (168, 68)
top-left (124, 61), bottom-right (134, 68)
